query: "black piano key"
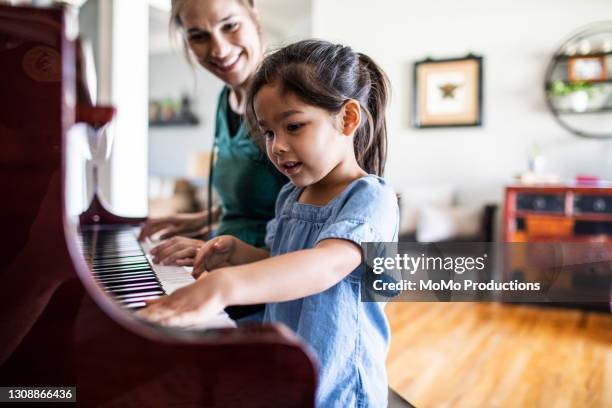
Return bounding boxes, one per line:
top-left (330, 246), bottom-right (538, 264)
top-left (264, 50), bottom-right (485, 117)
top-left (87, 250), bottom-right (144, 258)
top-left (92, 257), bottom-right (148, 265)
top-left (92, 270), bottom-right (156, 279)
top-left (79, 227), bottom-right (167, 309)
top-left (102, 279), bottom-right (160, 290)
top-left (123, 301), bottom-right (147, 309)
top-left (107, 284), bottom-right (163, 295)
top-left (92, 264), bottom-right (152, 273)
top-left (114, 290), bottom-right (165, 300)
top-left (96, 273), bottom-right (156, 284)
top-left (117, 294), bottom-right (161, 304)
top-left (91, 256), bottom-right (148, 266)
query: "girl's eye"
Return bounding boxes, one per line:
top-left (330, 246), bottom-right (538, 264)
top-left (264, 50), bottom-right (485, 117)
top-left (287, 123), bottom-right (303, 132)
top-left (263, 130), bottom-right (274, 139)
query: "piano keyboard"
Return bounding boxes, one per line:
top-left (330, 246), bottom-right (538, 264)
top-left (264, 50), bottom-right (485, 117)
top-left (78, 225), bottom-right (194, 309)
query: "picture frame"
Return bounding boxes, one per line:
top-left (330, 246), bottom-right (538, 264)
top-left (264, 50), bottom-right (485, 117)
top-left (568, 56), bottom-right (608, 82)
top-left (413, 55), bottom-right (483, 128)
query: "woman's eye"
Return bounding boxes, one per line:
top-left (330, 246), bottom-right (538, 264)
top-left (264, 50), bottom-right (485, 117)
top-left (188, 32), bottom-right (209, 42)
top-left (287, 123), bottom-right (303, 132)
top-left (223, 22), bottom-right (240, 32)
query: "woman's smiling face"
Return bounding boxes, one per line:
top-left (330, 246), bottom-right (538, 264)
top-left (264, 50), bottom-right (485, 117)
top-left (179, 0), bottom-right (263, 88)
top-left (254, 83), bottom-right (350, 188)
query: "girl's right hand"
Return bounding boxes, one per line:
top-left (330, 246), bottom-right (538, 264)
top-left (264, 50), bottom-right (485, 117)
top-left (138, 212), bottom-right (207, 241)
top-left (192, 235), bottom-right (236, 279)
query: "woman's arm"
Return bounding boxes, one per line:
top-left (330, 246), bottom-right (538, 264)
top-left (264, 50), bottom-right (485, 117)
top-left (138, 206), bottom-right (222, 241)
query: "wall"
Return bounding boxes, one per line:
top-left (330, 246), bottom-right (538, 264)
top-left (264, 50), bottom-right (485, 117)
top-left (148, 51), bottom-right (223, 178)
top-left (147, 0), bottom-right (313, 179)
top-left (312, 0), bottom-right (612, 207)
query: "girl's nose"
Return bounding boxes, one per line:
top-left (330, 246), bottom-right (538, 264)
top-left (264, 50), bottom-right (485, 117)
top-left (271, 135), bottom-right (289, 155)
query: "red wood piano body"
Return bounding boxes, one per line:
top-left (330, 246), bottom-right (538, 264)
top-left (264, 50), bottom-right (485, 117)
top-left (0, 4), bottom-right (316, 406)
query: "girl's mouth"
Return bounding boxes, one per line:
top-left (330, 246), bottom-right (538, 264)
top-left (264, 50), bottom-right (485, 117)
top-left (280, 161), bottom-right (302, 176)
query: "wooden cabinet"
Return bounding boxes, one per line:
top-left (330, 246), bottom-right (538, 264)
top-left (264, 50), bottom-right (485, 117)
top-left (504, 184), bottom-right (612, 242)
top-left (503, 185), bottom-right (612, 311)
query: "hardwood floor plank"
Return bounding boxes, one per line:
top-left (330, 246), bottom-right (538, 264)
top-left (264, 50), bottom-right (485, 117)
top-left (386, 303), bottom-right (612, 408)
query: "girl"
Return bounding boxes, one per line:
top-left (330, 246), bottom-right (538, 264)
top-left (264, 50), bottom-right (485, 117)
top-left (139, 39), bottom-right (399, 407)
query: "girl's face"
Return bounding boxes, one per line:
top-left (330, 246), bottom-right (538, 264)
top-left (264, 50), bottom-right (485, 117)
top-left (254, 83), bottom-right (352, 188)
top-left (179, 0), bottom-right (263, 88)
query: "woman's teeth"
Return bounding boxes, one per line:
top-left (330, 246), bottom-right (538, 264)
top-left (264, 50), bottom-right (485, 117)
top-left (215, 54), bottom-right (240, 71)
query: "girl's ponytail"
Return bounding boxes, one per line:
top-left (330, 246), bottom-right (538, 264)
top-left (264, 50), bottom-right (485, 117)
top-left (356, 53), bottom-right (390, 177)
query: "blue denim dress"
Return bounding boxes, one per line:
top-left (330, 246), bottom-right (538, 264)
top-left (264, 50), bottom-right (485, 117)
top-left (264, 175), bottom-right (399, 407)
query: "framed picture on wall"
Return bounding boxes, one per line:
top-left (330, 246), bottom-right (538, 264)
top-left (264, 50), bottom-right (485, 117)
top-left (568, 56), bottom-right (607, 82)
top-left (413, 55), bottom-right (483, 128)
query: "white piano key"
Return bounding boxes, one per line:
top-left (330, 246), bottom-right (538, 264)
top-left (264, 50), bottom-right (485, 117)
top-left (139, 240), bottom-right (196, 295)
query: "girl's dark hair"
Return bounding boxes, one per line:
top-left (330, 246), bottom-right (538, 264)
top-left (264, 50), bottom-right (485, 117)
top-left (245, 39), bottom-right (390, 176)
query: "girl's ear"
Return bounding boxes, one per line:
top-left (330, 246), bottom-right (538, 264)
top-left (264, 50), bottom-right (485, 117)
top-left (341, 99), bottom-right (362, 137)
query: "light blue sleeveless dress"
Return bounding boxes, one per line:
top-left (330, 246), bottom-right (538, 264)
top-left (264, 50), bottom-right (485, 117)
top-left (264, 175), bottom-right (399, 407)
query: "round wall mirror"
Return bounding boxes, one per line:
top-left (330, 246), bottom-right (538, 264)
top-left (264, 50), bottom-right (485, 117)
top-left (544, 21), bottom-right (612, 139)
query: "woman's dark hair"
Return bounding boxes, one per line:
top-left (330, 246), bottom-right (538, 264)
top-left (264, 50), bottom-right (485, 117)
top-left (245, 39), bottom-right (390, 176)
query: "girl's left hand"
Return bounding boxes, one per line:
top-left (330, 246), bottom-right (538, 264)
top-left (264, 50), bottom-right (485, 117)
top-left (135, 274), bottom-right (225, 327)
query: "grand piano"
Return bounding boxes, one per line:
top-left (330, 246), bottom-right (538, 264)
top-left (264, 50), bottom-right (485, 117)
top-left (0, 4), bottom-right (317, 406)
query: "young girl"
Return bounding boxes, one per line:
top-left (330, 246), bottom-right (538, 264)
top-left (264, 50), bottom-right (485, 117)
top-left (138, 39), bottom-right (399, 407)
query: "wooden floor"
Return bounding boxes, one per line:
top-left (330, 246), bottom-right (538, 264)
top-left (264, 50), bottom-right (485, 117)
top-left (386, 302), bottom-right (612, 408)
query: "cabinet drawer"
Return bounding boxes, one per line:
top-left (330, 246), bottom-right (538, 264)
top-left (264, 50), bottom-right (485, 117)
top-left (516, 193), bottom-right (564, 213)
top-left (574, 195), bottom-right (612, 214)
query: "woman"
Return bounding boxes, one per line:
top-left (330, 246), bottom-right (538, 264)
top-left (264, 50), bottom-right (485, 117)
top-left (139, 0), bottom-right (287, 268)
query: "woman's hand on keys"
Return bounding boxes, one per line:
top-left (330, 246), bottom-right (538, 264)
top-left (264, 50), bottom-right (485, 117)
top-left (138, 212), bottom-right (207, 241)
top-left (150, 236), bottom-right (204, 266)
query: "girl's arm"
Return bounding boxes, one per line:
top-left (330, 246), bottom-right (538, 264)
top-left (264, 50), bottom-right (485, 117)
top-left (191, 235), bottom-right (270, 274)
top-left (137, 239), bottom-right (361, 325)
top-left (217, 239), bottom-right (361, 305)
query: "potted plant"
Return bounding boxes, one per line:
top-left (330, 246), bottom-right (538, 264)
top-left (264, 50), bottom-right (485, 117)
top-left (549, 80), bottom-right (594, 112)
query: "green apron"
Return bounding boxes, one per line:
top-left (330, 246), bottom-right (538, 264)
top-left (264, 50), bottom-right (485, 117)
top-left (212, 87), bottom-right (287, 248)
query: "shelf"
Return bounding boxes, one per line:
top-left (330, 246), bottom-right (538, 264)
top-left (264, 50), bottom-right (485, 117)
top-left (512, 211), bottom-right (564, 218)
top-left (508, 235), bottom-right (612, 243)
top-left (149, 118), bottom-right (200, 127)
top-left (512, 211), bottom-right (612, 222)
top-left (545, 79), bottom-right (612, 88)
top-left (556, 106), bottom-right (612, 115)
top-left (507, 183), bottom-right (612, 192)
top-left (553, 51), bottom-right (612, 60)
